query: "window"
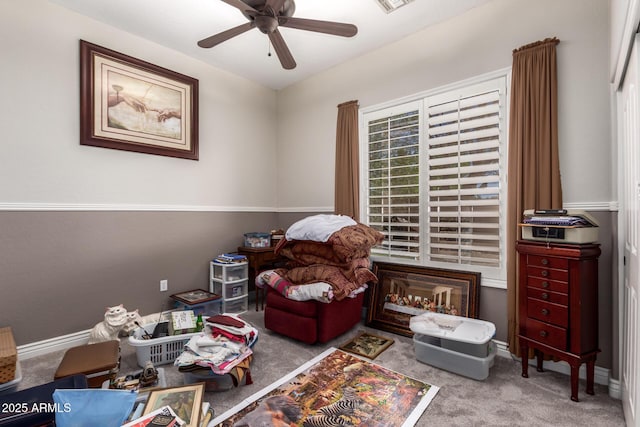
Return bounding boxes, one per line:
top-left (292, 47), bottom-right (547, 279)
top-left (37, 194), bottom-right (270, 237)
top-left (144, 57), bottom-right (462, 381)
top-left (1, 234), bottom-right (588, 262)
top-left (360, 72), bottom-right (509, 285)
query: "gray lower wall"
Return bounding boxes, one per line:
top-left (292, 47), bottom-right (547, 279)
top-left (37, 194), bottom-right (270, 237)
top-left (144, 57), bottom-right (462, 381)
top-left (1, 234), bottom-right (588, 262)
top-left (0, 210), bottom-right (616, 374)
top-left (0, 211), bottom-right (279, 345)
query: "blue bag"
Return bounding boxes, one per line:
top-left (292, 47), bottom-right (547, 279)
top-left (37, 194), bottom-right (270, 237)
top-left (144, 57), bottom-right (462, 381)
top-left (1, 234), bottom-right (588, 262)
top-left (52, 389), bottom-right (137, 427)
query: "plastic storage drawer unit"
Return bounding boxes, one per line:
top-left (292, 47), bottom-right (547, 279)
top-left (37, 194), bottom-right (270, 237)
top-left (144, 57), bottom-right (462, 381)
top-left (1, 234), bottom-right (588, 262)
top-left (224, 296), bottom-right (248, 314)
top-left (410, 312), bottom-right (496, 380)
top-left (211, 263), bottom-right (248, 282)
top-left (225, 280), bottom-right (248, 299)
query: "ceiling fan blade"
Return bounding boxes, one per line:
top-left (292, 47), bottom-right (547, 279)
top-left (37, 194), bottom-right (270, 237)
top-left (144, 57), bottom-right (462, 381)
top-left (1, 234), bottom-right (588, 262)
top-left (265, 0), bottom-right (287, 14)
top-left (278, 16), bottom-right (358, 37)
top-left (220, 0), bottom-right (257, 14)
top-left (197, 22), bottom-right (256, 48)
top-left (268, 29), bottom-right (296, 70)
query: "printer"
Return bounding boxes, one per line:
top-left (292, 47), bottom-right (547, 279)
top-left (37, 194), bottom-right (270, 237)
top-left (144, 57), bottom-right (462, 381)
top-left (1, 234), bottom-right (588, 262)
top-left (520, 209), bottom-right (599, 244)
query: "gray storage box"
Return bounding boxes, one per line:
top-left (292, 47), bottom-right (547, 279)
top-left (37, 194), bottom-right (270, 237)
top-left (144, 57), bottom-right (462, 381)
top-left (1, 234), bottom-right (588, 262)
top-left (410, 312), bottom-right (497, 380)
top-left (413, 334), bottom-right (496, 380)
top-left (441, 336), bottom-right (491, 358)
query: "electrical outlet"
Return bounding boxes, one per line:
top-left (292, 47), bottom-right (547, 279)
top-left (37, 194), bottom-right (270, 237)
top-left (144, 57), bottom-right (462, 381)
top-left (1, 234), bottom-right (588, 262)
top-left (160, 279), bottom-right (168, 292)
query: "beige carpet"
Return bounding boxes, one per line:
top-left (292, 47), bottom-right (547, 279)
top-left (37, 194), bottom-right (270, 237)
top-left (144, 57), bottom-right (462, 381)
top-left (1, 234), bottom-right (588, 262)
top-left (15, 309), bottom-right (625, 426)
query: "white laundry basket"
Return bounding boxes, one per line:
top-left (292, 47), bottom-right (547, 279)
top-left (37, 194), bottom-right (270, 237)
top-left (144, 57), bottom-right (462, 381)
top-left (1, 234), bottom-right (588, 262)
top-left (128, 323), bottom-right (200, 367)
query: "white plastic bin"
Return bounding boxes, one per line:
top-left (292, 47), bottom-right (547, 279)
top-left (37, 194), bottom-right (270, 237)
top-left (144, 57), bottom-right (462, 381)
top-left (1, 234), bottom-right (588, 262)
top-left (410, 312), bottom-right (496, 380)
top-left (128, 323), bottom-right (202, 367)
top-left (413, 334), bottom-right (496, 380)
top-left (174, 299), bottom-right (222, 317)
top-left (224, 296), bottom-right (248, 314)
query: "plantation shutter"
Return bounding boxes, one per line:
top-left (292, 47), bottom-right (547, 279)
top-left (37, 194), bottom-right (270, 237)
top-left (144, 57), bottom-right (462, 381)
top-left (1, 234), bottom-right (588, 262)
top-left (426, 83), bottom-right (504, 268)
top-left (365, 102), bottom-right (421, 259)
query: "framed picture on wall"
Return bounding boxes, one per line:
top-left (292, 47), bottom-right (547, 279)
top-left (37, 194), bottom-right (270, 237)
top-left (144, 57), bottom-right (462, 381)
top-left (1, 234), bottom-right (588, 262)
top-left (79, 40), bottom-right (199, 160)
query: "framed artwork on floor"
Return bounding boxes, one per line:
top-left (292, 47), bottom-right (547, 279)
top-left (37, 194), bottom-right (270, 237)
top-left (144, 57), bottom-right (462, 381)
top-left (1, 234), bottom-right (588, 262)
top-left (143, 383), bottom-right (205, 427)
top-left (366, 262), bottom-right (481, 337)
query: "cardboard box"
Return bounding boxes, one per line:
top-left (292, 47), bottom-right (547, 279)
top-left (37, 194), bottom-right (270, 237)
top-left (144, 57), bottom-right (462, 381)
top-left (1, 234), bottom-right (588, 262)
top-left (0, 328), bottom-right (17, 384)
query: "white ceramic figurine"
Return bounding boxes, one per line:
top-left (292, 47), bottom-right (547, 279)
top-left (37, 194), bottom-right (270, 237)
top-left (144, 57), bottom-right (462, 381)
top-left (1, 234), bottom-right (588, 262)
top-left (88, 304), bottom-right (128, 344)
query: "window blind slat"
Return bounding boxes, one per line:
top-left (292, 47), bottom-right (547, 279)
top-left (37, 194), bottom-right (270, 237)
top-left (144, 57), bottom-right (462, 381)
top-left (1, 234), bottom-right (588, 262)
top-left (429, 200), bottom-right (500, 208)
top-left (428, 103), bottom-right (499, 126)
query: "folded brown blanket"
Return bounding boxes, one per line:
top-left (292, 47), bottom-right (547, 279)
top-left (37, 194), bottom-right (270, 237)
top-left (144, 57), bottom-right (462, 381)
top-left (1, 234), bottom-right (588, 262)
top-left (276, 263), bottom-right (377, 301)
top-left (275, 223), bottom-right (384, 266)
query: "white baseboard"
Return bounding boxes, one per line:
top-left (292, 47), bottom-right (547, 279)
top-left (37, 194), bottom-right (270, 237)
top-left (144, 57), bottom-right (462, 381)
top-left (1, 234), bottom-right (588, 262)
top-left (17, 330), bottom-right (91, 360)
top-left (494, 340), bottom-right (618, 398)
top-left (608, 378), bottom-right (622, 400)
top-left (16, 311), bottom-right (168, 360)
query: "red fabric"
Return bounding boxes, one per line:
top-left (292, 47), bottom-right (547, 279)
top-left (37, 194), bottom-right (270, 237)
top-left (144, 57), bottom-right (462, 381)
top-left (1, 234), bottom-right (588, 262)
top-left (265, 286), bottom-right (318, 317)
top-left (264, 287), bottom-right (364, 344)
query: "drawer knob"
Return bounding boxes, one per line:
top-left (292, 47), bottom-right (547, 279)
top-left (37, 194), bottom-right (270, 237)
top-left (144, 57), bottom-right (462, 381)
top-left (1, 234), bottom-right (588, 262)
top-left (541, 258), bottom-right (549, 265)
top-left (541, 270), bottom-right (549, 277)
top-left (540, 330), bottom-right (548, 338)
top-left (541, 308), bottom-right (550, 316)
top-left (541, 292), bottom-right (549, 300)
top-left (542, 281), bottom-right (550, 288)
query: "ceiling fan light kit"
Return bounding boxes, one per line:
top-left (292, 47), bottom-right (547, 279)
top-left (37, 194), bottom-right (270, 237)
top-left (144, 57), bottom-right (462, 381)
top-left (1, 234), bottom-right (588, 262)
top-left (197, 0), bottom-right (358, 70)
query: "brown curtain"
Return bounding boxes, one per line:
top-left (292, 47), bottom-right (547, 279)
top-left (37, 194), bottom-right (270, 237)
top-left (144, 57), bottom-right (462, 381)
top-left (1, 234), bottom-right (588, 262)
top-left (334, 100), bottom-right (360, 221)
top-left (506, 38), bottom-right (563, 357)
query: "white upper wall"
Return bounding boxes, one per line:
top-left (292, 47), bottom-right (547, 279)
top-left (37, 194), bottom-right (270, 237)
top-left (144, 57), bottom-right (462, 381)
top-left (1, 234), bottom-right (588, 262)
top-left (276, 0), bottom-right (611, 210)
top-left (0, 0), bottom-right (278, 210)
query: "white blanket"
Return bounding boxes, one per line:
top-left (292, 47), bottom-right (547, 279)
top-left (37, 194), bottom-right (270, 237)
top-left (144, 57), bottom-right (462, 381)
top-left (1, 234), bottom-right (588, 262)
top-left (285, 214), bottom-right (356, 242)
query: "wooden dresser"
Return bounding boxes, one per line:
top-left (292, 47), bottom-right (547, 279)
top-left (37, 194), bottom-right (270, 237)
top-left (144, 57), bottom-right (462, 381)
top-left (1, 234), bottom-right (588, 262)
top-left (237, 246), bottom-right (287, 311)
top-left (516, 240), bottom-right (601, 402)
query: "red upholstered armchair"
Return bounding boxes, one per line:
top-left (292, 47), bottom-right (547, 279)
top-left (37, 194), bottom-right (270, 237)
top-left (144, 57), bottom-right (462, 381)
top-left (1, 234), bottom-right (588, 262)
top-left (264, 286), bottom-right (364, 344)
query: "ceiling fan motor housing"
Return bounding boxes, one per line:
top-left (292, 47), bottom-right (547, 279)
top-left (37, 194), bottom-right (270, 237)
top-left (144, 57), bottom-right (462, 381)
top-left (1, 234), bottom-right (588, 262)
top-left (255, 15), bottom-right (278, 33)
top-left (241, 0), bottom-right (296, 20)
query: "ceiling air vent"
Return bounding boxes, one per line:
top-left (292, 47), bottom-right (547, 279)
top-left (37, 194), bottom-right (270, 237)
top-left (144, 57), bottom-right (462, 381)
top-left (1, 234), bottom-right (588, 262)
top-left (375, 0), bottom-right (415, 14)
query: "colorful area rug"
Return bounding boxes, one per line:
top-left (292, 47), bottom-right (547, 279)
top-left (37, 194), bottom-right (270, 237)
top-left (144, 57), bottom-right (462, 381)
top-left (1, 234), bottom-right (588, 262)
top-left (210, 347), bottom-right (439, 427)
top-left (339, 331), bottom-right (395, 360)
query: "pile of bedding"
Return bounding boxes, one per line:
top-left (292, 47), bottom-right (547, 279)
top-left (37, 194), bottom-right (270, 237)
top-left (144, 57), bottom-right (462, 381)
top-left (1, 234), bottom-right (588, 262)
top-left (257, 214), bottom-right (384, 303)
top-left (174, 314), bottom-right (256, 385)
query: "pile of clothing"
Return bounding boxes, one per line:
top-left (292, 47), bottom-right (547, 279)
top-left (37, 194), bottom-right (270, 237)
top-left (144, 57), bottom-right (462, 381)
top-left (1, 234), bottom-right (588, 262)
top-left (174, 314), bottom-right (256, 386)
top-left (258, 214), bottom-right (384, 303)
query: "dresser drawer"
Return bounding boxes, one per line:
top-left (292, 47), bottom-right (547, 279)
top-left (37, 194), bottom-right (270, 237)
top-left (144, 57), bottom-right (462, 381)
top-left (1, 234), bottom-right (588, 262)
top-left (524, 318), bottom-right (567, 350)
top-left (526, 254), bottom-right (569, 270)
top-left (527, 287), bottom-right (568, 305)
top-left (526, 276), bottom-right (569, 294)
top-left (527, 298), bottom-right (568, 328)
top-left (526, 265), bottom-right (569, 282)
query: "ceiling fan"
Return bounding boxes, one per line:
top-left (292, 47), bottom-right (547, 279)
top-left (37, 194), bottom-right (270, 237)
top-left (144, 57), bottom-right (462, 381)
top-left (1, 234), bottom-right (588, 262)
top-left (197, 0), bottom-right (358, 70)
